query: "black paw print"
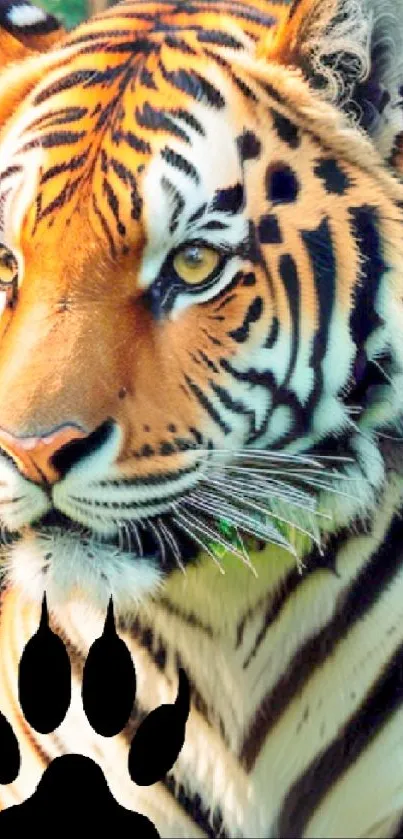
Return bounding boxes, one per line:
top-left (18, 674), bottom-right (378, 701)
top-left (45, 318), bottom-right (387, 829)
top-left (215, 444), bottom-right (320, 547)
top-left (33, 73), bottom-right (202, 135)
top-left (0, 596), bottom-right (190, 833)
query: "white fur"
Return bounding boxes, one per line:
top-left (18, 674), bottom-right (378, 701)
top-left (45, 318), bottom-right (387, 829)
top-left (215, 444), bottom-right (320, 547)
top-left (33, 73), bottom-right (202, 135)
top-left (6, 529), bottom-right (163, 615)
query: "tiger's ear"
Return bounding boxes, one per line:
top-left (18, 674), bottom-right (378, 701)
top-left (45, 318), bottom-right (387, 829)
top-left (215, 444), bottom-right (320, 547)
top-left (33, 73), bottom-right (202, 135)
top-left (0, 0), bottom-right (64, 63)
top-left (259, 0), bottom-right (403, 173)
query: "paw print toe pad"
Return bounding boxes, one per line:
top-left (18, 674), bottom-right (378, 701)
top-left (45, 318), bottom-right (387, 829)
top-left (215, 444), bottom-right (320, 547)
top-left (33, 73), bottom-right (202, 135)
top-left (18, 594), bottom-right (71, 734)
top-left (82, 598), bottom-right (136, 737)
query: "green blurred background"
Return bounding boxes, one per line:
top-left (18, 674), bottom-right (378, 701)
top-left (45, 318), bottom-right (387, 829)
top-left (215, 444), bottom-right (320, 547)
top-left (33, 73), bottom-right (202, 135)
top-left (39, 0), bottom-right (113, 30)
top-left (40, 0), bottom-right (85, 29)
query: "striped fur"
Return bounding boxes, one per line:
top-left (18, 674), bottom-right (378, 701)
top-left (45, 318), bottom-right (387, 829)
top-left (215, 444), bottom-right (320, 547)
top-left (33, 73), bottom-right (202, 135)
top-left (0, 0), bottom-right (403, 836)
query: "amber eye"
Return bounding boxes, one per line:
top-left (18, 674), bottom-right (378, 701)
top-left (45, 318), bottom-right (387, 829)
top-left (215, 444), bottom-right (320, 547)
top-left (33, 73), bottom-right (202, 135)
top-left (0, 245), bottom-right (17, 288)
top-left (0, 245), bottom-right (18, 313)
top-left (172, 245), bottom-right (221, 285)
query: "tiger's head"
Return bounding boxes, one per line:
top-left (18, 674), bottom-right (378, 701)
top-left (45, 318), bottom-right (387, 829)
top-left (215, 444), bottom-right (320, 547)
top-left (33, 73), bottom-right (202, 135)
top-left (0, 0), bottom-right (402, 613)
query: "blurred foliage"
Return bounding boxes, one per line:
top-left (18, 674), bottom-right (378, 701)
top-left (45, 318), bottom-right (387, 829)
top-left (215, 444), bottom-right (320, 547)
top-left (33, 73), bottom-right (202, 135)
top-left (39, 0), bottom-right (87, 29)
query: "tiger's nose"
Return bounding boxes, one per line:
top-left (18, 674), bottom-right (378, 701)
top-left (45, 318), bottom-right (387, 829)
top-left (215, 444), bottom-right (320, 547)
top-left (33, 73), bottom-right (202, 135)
top-left (0, 425), bottom-right (88, 484)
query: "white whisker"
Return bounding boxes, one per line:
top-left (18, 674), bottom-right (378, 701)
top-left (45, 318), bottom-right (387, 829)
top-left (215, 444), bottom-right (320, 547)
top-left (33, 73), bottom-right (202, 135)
top-left (171, 507), bottom-right (226, 574)
top-left (192, 486), bottom-right (320, 547)
top-left (126, 521), bottom-right (144, 557)
top-left (204, 473), bottom-right (318, 512)
top-left (184, 492), bottom-right (296, 556)
top-left (157, 518), bottom-right (185, 572)
top-left (174, 503), bottom-right (249, 566)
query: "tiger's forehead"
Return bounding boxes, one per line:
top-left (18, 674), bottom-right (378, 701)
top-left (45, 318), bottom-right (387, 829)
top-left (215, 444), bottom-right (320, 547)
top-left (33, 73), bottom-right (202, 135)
top-left (0, 15), bottom-right (259, 261)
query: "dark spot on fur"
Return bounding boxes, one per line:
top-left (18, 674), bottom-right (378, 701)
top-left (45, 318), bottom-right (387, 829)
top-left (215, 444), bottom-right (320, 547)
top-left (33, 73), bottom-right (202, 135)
top-left (237, 130), bottom-right (261, 161)
top-left (140, 444), bottom-right (154, 457)
top-left (271, 110), bottom-right (300, 148)
top-left (266, 163), bottom-right (299, 204)
top-left (258, 214), bottom-right (282, 244)
top-left (211, 183), bottom-right (244, 214)
top-left (314, 158), bottom-right (350, 195)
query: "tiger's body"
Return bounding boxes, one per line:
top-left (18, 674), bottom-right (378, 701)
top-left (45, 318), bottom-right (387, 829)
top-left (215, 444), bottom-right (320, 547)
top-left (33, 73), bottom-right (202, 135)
top-left (0, 0), bottom-right (403, 835)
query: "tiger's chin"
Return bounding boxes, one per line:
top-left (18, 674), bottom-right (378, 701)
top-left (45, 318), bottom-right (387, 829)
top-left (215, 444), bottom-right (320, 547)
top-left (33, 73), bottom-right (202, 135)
top-left (4, 526), bottom-right (164, 618)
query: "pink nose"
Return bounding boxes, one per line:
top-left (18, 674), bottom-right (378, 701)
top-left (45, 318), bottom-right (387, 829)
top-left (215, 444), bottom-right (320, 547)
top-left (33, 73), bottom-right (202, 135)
top-left (0, 425), bottom-right (87, 484)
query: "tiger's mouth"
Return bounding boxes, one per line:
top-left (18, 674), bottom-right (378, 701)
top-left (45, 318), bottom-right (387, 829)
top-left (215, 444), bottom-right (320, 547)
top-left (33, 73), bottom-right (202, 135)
top-left (1, 437), bottom-right (379, 615)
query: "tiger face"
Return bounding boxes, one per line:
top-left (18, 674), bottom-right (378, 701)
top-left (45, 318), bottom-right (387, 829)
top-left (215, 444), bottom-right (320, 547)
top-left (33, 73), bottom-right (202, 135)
top-left (0, 0), bottom-right (402, 612)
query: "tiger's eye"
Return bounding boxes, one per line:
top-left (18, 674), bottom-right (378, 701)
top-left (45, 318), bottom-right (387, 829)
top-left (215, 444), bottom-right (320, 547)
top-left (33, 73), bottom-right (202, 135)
top-left (0, 245), bottom-right (18, 314)
top-left (0, 245), bottom-right (17, 286)
top-left (173, 245), bottom-right (220, 285)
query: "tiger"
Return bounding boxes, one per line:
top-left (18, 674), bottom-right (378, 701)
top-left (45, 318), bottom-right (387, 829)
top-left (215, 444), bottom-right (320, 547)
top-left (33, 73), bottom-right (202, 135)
top-left (0, 0), bottom-right (403, 835)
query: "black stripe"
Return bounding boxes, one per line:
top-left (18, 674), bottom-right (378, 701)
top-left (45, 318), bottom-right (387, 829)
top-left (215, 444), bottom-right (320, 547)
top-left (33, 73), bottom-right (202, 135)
top-left (159, 63), bottom-right (225, 109)
top-left (219, 356), bottom-right (276, 397)
top-left (204, 49), bottom-right (258, 101)
top-left (68, 37), bottom-right (156, 59)
top-left (67, 490), bottom-right (196, 511)
top-left (135, 102), bottom-right (190, 143)
top-left (279, 253), bottom-right (299, 386)
top-left (188, 203), bottom-right (206, 225)
top-left (209, 380), bottom-right (248, 415)
top-left (139, 65), bottom-right (157, 89)
top-left (199, 219), bottom-right (228, 231)
top-left (97, 462), bottom-right (198, 488)
top-left (184, 375), bottom-right (231, 435)
top-left (93, 96), bottom-right (121, 132)
top-left (165, 35), bottom-right (197, 54)
top-left (103, 178), bottom-right (126, 236)
top-left (217, 356), bottom-right (278, 442)
top-left (121, 614), bottom-right (231, 758)
top-left (86, 39), bottom-right (156, 55)
top-left (278, 637), bottom-right (403, 837)
top-left (22, 131), bottom-right (85, 151)
top-left (271, 109), bottom-right (300, 149)
top-left (121, 614), bottom-right (170, 673)
top-left (211, 183), bottom-right (244, 215)
top-left (214, 293), bottom-right (237, 312)
top-left (0, 164), bottom-right (22, 184)
top-left (349, 205), bottom-right (386, 347)
top-left (174, 651), bottom-right (231, 745)
top-left (264, 315), bottom-right (279, 348)
top-left (92, 193), bottom-right (116, 259)
top-left (28, 107), bottom-right (88, 130)
top-left (74, 63), bottom-right (131, 88)
top-left (240, 511), bottom-right (403, 770)
top-left (201, 328), bottom-right (223, 347)
top-left (163, 775), bottom-right (228, 838)
top-left (199, 350), bottom-right (219, 373)
top-left (157, 596), bottom-right (215, 638)
top-left (256, 79), bottom-right (286, 105)
top-left (37, 176), bottom-right (82, 220)
top-left (66, 28), bottom-right (134, 46)
top-left (302, 218), bottom-right (336, 415)
top-left (109, 158), bottom-right (142, 221)
top-left (197, 28), bottom-right (243, 49)
top-left (161, 177), bottom-right (185, 234)
top-left (160, 146), bottom-right (200, 183)
top-left (40, 151), bottom-right (90, 184)
top-left (71, 486), bottom-right (188, 521)
top-left (34, 71), bottom-right (101, 105)
top-left (228, 296), bottom-right (263, 343)
top-left (241, 527), bottom-right (346, 664)
top-left (112, 128), bottom-right (151, 154)
top-left (169, 108), bottom-right (205, 136)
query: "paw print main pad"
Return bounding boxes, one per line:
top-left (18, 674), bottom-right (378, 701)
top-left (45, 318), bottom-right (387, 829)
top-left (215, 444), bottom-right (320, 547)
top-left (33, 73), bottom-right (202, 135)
top-left (0, 594), bottom-right (190, 835)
